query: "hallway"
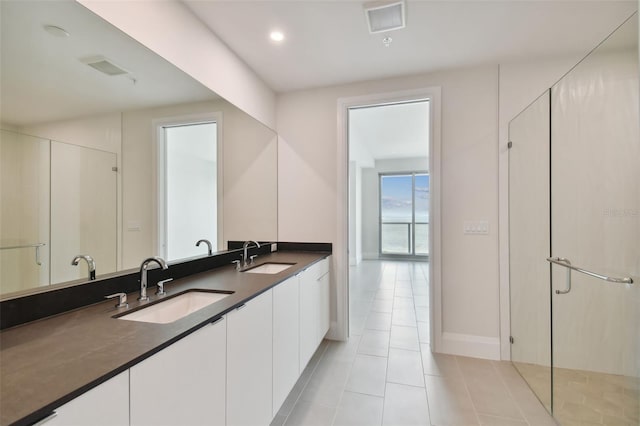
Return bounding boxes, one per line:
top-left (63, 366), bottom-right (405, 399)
top-left (272, 260), bottom-right (556, 426)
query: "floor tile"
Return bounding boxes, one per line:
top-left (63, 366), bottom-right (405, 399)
top-left (333, 391), bottom-right (384, 426)
top-left (387, 348), bottom-right (424, 387)
top-left (371, 299), bottom-right (394, 313)
top-left (415, 307), bottom-right (429, 323)
top-left (324, 336), bottom-right (361, 362)
top-left (458, 357), bottom-right (524, 421)
top-left (345, 354), bottom-right (388, 397)
top-left (422, 346), bottom-right (462, 378)
top-left (392, 308), bottom-right (417, 327)
top-left (358, 329), bottom-right (390, 357)
top-left (393, 297), bottom-right (414, 310)
top-left (376, 289), bottom-right (395, 300)
top-left (425, 375), bottom-right (479, 425)
top-left (283, 400), bottom-right (336, 426)
top-left (299, 358), bottom-right (352, 407)
top-left (382, 383), bottom-right (430, 426)
top-left (390, 325), bottom-right (420, 351)
top-left (366, 312), bottom-right (392, 331)
top-left (417, 321), bottom-right (430, 343)
top-left (477, 414), bottom-right (528, 426)
top-left (395, 287), bottom-right (413, 298)
top-left (413, 295), bottom-right (429, 307)
top-left (412, 285), bottom-right (429, 296)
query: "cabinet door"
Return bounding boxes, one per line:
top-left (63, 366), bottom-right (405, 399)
top-left (299, 270), bottom-right (318, 372)
top-left (273, 276), bottom-right (299, 416)
top-left (130, 318), bottom-right (226, 426)
top-left (44, 371), bottom-right (128, 426)
top-left (227, 290), bottom-right (273, 426)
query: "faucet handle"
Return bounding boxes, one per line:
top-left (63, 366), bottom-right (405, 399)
top-left (250, 255), bottom-right (258, 265)
top-left (232, 260), bottom-right (241, 271)
top-left (156, 278), bottom-right (173, 296)
top-left (105, 293), bottom-right (128, 309)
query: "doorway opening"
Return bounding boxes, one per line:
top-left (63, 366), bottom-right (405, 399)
top-left (156, 115), bottom-right (222, 262)
top-left (346, 98), bottom-right (432, 340)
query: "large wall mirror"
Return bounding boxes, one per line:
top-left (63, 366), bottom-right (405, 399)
top-left (0, 0), bottom-right (278, 296)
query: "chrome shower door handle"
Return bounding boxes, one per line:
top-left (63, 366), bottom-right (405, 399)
top-left (547, 257), bottom-right (572, 294)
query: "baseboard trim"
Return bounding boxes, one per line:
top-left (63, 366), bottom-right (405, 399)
top-left (440, 332), bottom-right (501, 360)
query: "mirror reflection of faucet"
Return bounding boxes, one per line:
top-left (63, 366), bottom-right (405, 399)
top-left (138, 257), bottom-right (168, 302)
top-left (195, 239), bottom-right (213, 256)
top-left (71, 255), bottom-right (96, 280)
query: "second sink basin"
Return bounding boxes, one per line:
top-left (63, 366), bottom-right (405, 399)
top-left (243, 262), bottom-right (296, 274)
top-left (117, 290), bottom-right (233, 324)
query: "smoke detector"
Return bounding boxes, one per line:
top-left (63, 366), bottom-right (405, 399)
top-left (364, 0), bottom-right (406, 34)
top-left (80, 56), bottom-right (129, 76)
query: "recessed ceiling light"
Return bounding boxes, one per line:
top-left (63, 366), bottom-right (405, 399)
top-left (43, 25), bottom-right (70, 38)
top-left (270, 31), bottom-right (285, 42)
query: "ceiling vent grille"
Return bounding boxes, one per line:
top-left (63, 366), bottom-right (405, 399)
top-left (81, 56), bottom-right (129, 76)
top-left (364, 0), bottom-right (405, 34)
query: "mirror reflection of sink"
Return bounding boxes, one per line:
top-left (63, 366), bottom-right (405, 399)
top-left (117, 290), bottom-right (233, 324)
top-left (243, 263), bottom-right (296, 274)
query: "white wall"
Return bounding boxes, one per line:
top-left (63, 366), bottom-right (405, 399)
top-left (277, 65), bottom-right (501, 357)
top-left (361, 158), bottom-right (429, 259)
top-left (77, 0), bottom-right (276, 130)
top-left (348, 136), bottom-right (374, 265)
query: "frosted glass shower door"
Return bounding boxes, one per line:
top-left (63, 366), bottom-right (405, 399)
top-left (0, 130), bottom-right (50, 293)
top-left (50, 142), bottom-right (117, 284)
top-left (508, 92), bottom-right (551, 412)
top-left (550, 14), bottom-right (639, 424)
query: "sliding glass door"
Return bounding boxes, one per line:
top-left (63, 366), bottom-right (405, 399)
top-left (379, 172), bottom-right (429, 257)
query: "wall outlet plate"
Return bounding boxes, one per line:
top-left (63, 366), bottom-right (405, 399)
top-left (271, 243), bottom-right (278, 252)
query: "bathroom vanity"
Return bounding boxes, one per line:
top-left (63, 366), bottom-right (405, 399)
top-left (0, 248), bottom-right (331, 426)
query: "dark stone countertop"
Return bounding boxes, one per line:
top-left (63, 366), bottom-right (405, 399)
top-left (0, 251), bottom-right (329, 426)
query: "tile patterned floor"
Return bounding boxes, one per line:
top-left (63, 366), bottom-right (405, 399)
top-left (514, 362), bottom-right (640, 426)
top-left (271, 260), bottom-right (558, 426)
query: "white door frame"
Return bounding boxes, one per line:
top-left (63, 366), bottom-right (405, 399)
top-left (336, 87), bottom-right (442, 350)
top-left (154, 112), bottom-right (224, 258)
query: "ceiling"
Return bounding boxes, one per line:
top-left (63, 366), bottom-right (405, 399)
top-left (184, 0), bottom-right (637, 93)
top-left (349, 101), bottom-right (429, 161)
top-left (0, 1), bottom-right (216, 127)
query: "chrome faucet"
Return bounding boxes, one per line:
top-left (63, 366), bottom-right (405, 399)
top-left (71, 255), bottom-right (96, 280)
top-left (138, 257), bottom-right (168, 302)
top-left (196, 239), bottom-right (213, 256)
top-left (242, 241), bottom-right (261, 268)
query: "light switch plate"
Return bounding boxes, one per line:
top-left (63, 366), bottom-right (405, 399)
top-left (127, 221), bottom-right (141, 231)
top-left (464, 220), bottom-right (489, 235)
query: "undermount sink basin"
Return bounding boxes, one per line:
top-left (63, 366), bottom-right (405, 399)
top-left (243, 262), bottom-right (296, 274)
top-left (118, 290), bottom-right (233, 324)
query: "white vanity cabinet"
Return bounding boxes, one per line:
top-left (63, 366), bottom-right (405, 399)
top-left (129, 318), bottom-right (227, 426)
top-left (226, 289), bottom-right (273, 426)
top-left (29, 256), bottom-right (331, 426)
top-left (299, 257), bottom-right (331, 372)
top-left (272, 275), bottom-right (300, 416)
top-left (42, 371), bottom-right (129, 426)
